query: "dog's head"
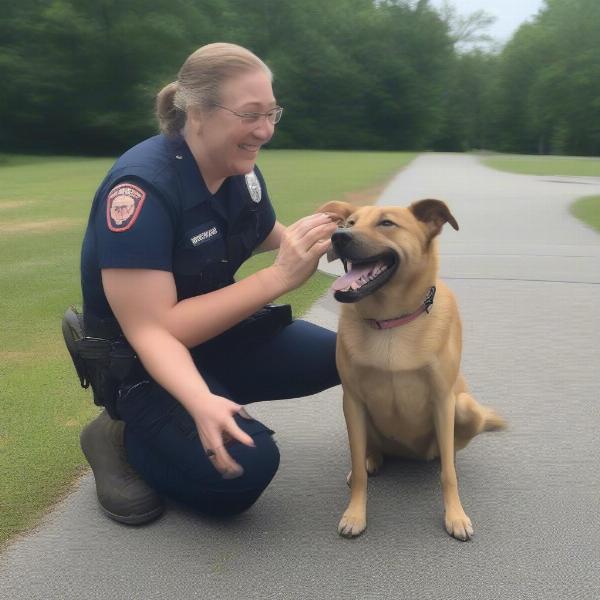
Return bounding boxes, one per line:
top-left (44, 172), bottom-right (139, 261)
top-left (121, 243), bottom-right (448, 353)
top-left (317, 199), bottom-right (458, 303)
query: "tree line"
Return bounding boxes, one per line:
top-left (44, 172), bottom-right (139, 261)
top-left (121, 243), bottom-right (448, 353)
top-left (0, 0), bottom-right (598, 156)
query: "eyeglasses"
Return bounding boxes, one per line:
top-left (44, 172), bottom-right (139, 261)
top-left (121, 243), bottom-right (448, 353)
top-left (212, 104), bottom-right (284, 125)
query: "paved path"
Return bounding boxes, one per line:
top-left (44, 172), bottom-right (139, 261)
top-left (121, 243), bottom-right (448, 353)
top-left (2, 154), bottom-right (599, 599)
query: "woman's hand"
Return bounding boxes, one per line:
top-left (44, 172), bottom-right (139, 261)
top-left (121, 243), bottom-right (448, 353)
top-left (271, 213), bottom-right (338, 291)
top-left (188, 393), bottom-right (256, 479)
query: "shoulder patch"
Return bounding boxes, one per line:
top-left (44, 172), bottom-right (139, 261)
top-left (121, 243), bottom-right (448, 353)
top-left (106, 183), bottom-right (146, 232)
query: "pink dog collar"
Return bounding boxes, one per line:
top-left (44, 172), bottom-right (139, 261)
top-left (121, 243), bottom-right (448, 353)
top-left (367, 286), bottom-right (436, 330)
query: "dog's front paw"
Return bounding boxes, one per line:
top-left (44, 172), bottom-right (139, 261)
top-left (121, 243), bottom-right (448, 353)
top-left (338, 510), bottom-right (367, 538)
top-left (444, 510), bottom-right (474, 541)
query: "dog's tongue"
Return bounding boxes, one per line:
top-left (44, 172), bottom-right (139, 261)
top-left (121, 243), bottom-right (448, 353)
top-left (331, 263), bottom-right (372, 292)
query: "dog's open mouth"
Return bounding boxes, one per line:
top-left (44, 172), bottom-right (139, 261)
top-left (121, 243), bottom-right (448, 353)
top-left (331, 250), bottom-right (398, 303)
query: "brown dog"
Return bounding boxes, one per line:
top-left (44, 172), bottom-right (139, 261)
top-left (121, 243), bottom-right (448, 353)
top-left (318, 199), bottom-right (506, 541)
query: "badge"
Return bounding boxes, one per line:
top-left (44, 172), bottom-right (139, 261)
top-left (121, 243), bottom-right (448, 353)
top-left (245, 171), bottom-right (262, 203)
top-left (106, 183), bottom-right (146, 232)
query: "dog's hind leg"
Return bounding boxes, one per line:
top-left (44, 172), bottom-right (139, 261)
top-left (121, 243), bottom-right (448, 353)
top-left (346, 435), bottom-right (383, 486)
top-left (366, 449), bottom-right (383, 476)
top-left (365, 421), bottom-right (384, 475)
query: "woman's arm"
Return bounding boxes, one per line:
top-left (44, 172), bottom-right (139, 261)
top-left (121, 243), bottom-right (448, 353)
top-left (103, 265), bottom-right (286, 349)
top-left (104, 212), bottom-right (336, 348)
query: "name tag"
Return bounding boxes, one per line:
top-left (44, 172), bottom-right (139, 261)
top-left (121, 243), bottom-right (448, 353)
top-left (186, 221), bottom-right (222, 247)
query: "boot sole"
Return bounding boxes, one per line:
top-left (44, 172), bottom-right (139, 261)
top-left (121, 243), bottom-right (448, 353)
top-left (99, 501), bottom-right (165, 526)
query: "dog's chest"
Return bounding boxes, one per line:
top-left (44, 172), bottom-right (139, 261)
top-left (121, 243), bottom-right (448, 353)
top-left (353, 367), bottom-right (434, 440)
top-left (339, 326), bottom-right (432, 373)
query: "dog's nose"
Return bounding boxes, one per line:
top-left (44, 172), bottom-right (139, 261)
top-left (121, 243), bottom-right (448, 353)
top-left (332, 228), bottom-right (353, 249)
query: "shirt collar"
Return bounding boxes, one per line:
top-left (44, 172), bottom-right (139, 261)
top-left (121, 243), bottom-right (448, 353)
top-left (165, 134), bottom-right (259, 223)
top-left (165, 134), bottom-right (212, 211)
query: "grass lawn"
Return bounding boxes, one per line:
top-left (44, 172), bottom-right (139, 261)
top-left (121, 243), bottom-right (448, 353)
top-left (480, 154), bottom-right (600, 232)
top-left (0, 148), bottom-right (416, 549)
top-left (481, 154), bottom-right (600, 177)
top-left (571, 195), bottom-right (600, 234)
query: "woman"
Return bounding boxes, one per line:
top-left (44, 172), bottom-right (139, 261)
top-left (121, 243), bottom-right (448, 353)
top-left (78, 43), bottom-right (340, 524)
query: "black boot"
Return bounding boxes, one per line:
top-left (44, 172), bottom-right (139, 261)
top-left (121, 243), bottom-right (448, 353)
top-left (80, 410), bottom-right (164, 525)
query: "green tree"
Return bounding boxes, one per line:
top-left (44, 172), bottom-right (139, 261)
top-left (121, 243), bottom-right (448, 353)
top-left (435, 49), bottom-right (499, 151)
top-left (489, 0), bottom-right (600, 155)
top-left (1, 0), bottom-right (217, 153)
top-left (5, 0), bottom-right (597, 156)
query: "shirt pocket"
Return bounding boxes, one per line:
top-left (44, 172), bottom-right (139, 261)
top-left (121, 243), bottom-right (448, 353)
top-left (173, 221), bottom-right (232, 299)
top-left (174, 221), bottom-right (226, 271)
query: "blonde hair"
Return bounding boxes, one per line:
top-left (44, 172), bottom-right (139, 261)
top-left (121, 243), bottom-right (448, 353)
top-left (156, 43), bottom-right (273, 135)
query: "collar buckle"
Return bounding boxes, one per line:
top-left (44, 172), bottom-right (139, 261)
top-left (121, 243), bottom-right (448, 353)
top-left (423, 285), bottom-right (436, 314)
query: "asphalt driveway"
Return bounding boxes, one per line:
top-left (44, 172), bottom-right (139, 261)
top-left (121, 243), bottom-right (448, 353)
top-left (1, 153), bottom-right (599, 599)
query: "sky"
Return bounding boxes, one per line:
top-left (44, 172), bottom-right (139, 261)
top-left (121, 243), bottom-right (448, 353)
top-left (429, 0), bottom-right (545, 46)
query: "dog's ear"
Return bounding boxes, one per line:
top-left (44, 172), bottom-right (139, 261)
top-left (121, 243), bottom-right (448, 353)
top-left (315, 201), bottom-right (354, 263)
top-left (409, 199), bottom-right (459, 238)
top-left (315, 201), bottom-right (354, 224)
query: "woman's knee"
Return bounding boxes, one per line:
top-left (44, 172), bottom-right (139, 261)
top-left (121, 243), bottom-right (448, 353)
top-left (188, 432), bottom-right (280, 516)
top-left (123, 403), bottom-right (281, 517)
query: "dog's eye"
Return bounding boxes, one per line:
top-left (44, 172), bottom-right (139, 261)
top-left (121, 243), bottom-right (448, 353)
top-left (344, 220), bottom-right (355, 228)
top-left (378, 219), bottom-right (397, 227)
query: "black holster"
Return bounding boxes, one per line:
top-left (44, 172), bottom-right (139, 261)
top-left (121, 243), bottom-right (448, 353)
top-left (62, 307), bottom-right (137, 419)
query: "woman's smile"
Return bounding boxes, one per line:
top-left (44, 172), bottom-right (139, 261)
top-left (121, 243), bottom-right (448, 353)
top-left (239, 143), bottom-right (260, 153)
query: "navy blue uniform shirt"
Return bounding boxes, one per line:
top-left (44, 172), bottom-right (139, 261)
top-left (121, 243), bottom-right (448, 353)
top-left (80, 134), bottom-right (276, 328)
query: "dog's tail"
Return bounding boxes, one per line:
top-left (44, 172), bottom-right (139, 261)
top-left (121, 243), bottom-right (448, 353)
top-left (455, 392), bottom-right (507, 436)
top-left (483, 408), bottom-right (507, 432)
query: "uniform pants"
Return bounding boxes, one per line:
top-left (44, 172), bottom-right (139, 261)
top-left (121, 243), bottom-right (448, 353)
top-left (115, 319), bottom-right (339, 517)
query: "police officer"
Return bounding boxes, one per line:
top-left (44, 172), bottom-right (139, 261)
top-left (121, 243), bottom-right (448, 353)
top-left (78, 43), bottom-right (340, 524)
